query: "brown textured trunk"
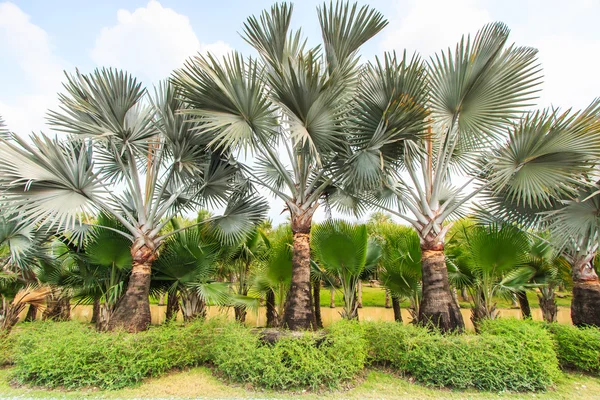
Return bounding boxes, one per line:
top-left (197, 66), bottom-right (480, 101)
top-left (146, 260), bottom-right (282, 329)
top-left (42, 296), bottom-right (71, 321)
top-left (329, 286), bottom-right (336, 308)
top-left (392, 296), bottom-right (402, 322)
top-left (385, 290), bottom-right (391, 308)
top-left (571, 255), bottom-right (600, 327)
top-left (418, 240), bottom-right (465, 333)
top-left (516, 291), bottom-right (531, 319)
top-left (461, 287), bottom-right (469, 302)
top-left (108, 240), bottom-right (155, 332)
top-left (91, 298), bottom-right (100, 324)
top-left (313, 279), bottom-right (323, 329)
top-left (234, 306), bottom-right (247, 323)
top-left (266, 289), bottom-right (278, 327)
top-left (25, 304), bottom-right (37, 321)
top-left (538, 290), bottom-right (558, 323)
top-left (282, 211), bottom-right (316, 330)
top-left (166, 291), bottom-right (179, 321)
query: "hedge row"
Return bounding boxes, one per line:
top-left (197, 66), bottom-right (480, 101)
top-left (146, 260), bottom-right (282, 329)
top-left (2, 318), bottom-right (599, 392)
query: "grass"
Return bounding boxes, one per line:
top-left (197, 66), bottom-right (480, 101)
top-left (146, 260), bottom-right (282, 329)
top-left (1, 366), bottom-right (598, 399)
top-left (322, 284), bottom-right (572, 309)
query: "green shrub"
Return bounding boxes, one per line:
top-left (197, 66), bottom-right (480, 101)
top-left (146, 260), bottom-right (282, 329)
top-left (0, 333), bottom-right (15, 366)
top-left (11, 319), bottom-right (220, 389)
top-left (211, 320), bottom-right (367, 390)
top-left (365, 319), bottom-right (559, 392)
top-left (547, 323), bottom-right (600, 375)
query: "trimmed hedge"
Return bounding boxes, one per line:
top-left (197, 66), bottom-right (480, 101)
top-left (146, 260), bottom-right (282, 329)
top-left (11, 320), bottom-right (219, 389)
top-left (0, 333), bottom-right (15, 366)
top-left (547, 323), bottom-right (600, 375)
top-left (365, 318), bottom-right (560, 391)
top-left (211, 320), bottom-right (367, 390)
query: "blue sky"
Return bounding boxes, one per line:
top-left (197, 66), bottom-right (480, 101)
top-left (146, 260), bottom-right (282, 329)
top-left (1, 0), bottom-right (600, 223)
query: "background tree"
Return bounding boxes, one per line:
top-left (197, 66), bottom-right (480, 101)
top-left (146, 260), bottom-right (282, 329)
top-left (0, 74), bottom-right (266, 332)
top-left (348, 23), bottom-right (541, 331)
top-left (173, 2), bottom-right (389, 330)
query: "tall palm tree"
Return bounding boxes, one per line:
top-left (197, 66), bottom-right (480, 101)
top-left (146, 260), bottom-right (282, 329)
top-left (172, 2), bottom-right (397, 330)
top-left (348, 23), bottom-right (543, 331)
top-left (311, 220), bottom-right (381, 320)
top-left (482, 103), bottom-right (600, 326)
top-left (0, 71), bottom-right (267, 332)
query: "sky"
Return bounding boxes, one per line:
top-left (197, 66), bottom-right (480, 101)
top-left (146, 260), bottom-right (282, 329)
top-left (1, 0), bottom-right (600, 224)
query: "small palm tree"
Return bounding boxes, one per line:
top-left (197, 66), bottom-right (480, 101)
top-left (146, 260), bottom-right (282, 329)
top-left (525, 237), bottom-right (569, 323)
top-left (0, 73), bottom-right (267, 332)
top-left (252, 224), bottom-right (293, 328)
top-left (312, 220), bottom-right (381, 320)
top-left (448, 224), bottom-right (530, 328)
top-left (154, 220), bottom-right (230, 322)
top-left (173, 2), bottom-right (394, 330)
top-left (376, 223), bottom-right (422, 323)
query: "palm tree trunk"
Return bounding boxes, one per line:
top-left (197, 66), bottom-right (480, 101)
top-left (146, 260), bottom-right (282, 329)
top-left (166, 292), bottom-right (179, 321)
top-left (571, 255), bottom-right (600, 327)
top-left (385, 290), bottom-right (391, 308)
top-left (516, 290), bottom-right (531, 319)
top-left (357, 280), bottom-right (363, 308)
top-left (538, 287), bottom-right (558, 323)
top-left (418, 241), bottom-right (465, 332)
top-left (330, 286), bottom-right (336, 308)
top-left (266, 289), bottom-right (278, 327)
top-left (313, 279), bottom-right (323, 329)
top-left (392, 296), bottom-right (402, 322)
top-left (25, 304), bottom-right (37, 321)
top-left (282, 212), bottom-right (316, 330)
top-left (91, 298), bottom-right (100, 324)
top-left (108, 240), bottom-right (156, 332)
top-left (234, 306), bottom-right (247, 323)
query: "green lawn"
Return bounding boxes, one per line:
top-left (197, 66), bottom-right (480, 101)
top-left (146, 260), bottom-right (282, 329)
top-left (1, 366), bottom-right (598, 399)
top-left (322, 284), bottom-right (572, 309)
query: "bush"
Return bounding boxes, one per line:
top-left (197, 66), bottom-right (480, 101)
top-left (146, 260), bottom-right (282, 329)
top-left (547, 323), bottom-right (600, 375)
top-left (365, 319), bottom-right (559, 392)
top-left (0, 333), bottom-right (15, 366)
top-left (211, 320), bottom-right (367, 390)
top-left (11, 319), bottom-right (220, 389)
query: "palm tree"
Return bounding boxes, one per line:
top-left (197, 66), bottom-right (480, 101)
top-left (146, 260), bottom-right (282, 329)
top-left (220, 227), bottom-right (268, 322)
top-left (482, 104), bottom-right (600, 326)
top-left (448, 223), bottom-right (532, 328)
top-left (172, 2), bottom-right (391, 330)
top-left (348, 23), bottom-right (542, 332)
top-left (525, 236), bottom-right (569, 323)
top-left (0, 72), bottom-right (267, 332)
top-left (376, 223), bottom-right (422, 323)
top-left (252, 224), bottom-right (293, 328)
top-left (153, 220), bottom-right (230, 322)
top-left (311, 220), bottom-right (381, 320)
top-left (0, 211), bottom-right (52, 332)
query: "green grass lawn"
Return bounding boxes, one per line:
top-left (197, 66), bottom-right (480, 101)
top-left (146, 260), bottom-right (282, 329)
top-left (322, 284), bottom-right (572, 309)
top-left (1, 366), bottom-right (598, 399)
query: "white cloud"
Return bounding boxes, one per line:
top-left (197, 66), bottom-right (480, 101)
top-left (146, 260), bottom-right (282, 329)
top-left (0, 2), bottom-right (67, 135)
top-left (381, 0), bottom-right (491, 57)
top-left (91, 1), bottom-right (232, 83)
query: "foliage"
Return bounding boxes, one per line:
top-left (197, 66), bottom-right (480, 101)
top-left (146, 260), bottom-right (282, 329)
top-left (365, 318), bottom-right (559, 391)
top-left (11, 320), bottom-right (220, 389)
top-left (547, 323), bottom-right (600, 375)
top-left (0, 333), bottom-right (15, 366)
top-left (312, 220), bottom-right (381, 319)
top-left (211, 320), bottom-right (367, 390)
